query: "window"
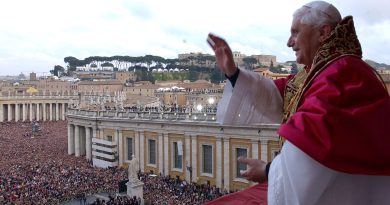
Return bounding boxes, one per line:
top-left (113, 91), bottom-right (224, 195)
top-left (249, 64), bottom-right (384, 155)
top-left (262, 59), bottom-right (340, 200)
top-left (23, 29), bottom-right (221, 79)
top-left (173, 141), bottom-right (183, 169)
top-left (106, 135), bottom-right (113, 142)
top-left (148, 139), bottom-right (156, 165)
top-left (202, 144), bottom-right (213, 174)
top-left (236, 148), bottom-right (248, 178)
top-left (127, 138), bottom-right (133, 161)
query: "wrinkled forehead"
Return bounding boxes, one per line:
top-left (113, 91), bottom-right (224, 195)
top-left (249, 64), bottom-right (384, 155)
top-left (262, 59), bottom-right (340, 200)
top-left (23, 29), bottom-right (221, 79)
top-left (290, 17), bottom-right (315, 33)
top-left (290, 17), bottom-right (302, 30)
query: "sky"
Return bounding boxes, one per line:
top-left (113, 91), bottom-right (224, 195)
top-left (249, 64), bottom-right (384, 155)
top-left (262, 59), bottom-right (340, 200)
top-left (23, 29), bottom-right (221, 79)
top-left (0, 0), bottom-right (389, 76)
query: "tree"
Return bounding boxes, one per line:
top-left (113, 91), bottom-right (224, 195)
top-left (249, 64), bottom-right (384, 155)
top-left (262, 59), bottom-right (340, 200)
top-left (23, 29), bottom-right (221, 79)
top-left (209, 67), bottom-right (224, 83)
top-left (135, 70), bottom-right (155, 83)
top-left (188, 69), bottom-right (198, 82)
top-left (101, 62), bottom-right (114, 67)
top-left (243, 57), bottom-right (258, 70)
top-left (290, 63), bottom-right (298, 74)
top-left (270, 60), bottom-right (274, 69)
top-left (17, 73), bottom-right (26, 80)
top-left (50, 65), bottom-right (65, 76)
top-left (64, 56), bottom-right (85, 75)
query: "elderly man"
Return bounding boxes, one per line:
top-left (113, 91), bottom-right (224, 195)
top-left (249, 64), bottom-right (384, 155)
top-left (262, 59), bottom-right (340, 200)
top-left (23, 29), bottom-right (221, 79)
top-left (206, 1), bottom-right (390, 204)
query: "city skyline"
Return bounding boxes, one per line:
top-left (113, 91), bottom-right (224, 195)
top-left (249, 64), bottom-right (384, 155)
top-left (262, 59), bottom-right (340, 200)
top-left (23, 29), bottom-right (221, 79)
top-left (1, 0), bottom-right (389, 76)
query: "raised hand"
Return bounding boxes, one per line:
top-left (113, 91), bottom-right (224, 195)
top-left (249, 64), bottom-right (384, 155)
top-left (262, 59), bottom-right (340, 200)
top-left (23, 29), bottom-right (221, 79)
top-left (238, 157), bottom-right (268, 183)
top-left (207, 33), bottom-right (238, 77)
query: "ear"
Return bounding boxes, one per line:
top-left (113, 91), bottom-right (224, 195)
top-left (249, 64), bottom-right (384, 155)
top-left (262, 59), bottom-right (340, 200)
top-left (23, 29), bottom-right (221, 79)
top-left (319, 24), bottom-right (332, 42)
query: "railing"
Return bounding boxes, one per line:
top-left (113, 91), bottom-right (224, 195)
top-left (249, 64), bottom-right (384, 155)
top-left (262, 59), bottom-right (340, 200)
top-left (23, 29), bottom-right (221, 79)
top-left (67, 108), bottom-right (217, 122)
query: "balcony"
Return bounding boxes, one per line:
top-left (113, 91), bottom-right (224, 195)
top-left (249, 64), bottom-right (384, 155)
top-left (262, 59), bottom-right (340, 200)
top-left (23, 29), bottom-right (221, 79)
top-left (67, 108), bottom-right (217, 122)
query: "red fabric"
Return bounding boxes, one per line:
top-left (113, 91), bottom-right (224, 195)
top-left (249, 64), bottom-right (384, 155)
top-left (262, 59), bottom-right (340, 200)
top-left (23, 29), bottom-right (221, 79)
top-left (205, 183), bottom-right (268, 205)
top-left (273, 75), bottom-right (294, 97)
top-left (278, 56), bottom-right (390, 175)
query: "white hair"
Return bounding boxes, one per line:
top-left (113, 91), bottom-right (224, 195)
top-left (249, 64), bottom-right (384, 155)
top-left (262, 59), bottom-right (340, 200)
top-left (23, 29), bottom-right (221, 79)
top-left (293, 1), bottom-right (342, 28)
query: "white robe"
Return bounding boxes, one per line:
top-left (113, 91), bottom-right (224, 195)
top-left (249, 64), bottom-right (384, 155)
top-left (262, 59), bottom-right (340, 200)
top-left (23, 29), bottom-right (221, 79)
top-left (217, 69), bottom-right (390, 205)
top-left (216, 69), bottom-right (283, 125)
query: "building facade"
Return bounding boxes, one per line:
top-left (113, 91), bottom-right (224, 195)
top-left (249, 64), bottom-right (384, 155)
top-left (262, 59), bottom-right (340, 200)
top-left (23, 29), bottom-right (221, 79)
top-left (78, 80), bottom-right (123, 95)
top-left (67, 108), bottom-right (281, 191)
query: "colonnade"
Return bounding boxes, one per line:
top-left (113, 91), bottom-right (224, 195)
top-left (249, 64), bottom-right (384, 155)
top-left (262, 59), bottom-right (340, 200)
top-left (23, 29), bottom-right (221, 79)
top-left (67, 117), bottom-right (281, 191)
top-left (67, 124), bottom-right (92, 160)
top-left (0, 102), bottom-right (68, 122)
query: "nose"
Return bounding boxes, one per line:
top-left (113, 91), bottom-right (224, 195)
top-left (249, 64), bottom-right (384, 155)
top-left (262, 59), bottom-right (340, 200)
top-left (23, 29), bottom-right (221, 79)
top-left (287, 36), bottom-right (294, 47)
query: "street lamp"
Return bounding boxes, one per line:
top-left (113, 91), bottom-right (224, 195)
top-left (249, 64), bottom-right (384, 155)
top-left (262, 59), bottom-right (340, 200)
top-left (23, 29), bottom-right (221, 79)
top-left (196, 104), bottom-right (203, 112)
top-left (207, 97), bottom-right (215, 113)
top-left (207, 97), bottom-right (215, 105)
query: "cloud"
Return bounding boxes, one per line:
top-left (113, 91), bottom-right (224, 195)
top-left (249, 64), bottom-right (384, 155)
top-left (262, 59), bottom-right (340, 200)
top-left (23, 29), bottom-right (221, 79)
top-left (0, 0), bottom-right (389, 76)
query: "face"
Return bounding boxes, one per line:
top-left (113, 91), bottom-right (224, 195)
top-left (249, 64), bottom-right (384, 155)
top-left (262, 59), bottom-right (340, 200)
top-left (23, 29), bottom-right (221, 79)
top-left (287, 17), bottom-right (322, 66)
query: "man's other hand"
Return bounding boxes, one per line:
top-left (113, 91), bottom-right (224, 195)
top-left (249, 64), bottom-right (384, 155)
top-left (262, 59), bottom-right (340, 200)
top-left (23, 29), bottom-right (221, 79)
top-left (238, 157), bottom-right (268, 183)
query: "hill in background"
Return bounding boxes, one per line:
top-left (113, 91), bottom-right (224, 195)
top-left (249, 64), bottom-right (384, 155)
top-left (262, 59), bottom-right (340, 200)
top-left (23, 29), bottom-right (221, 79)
top-left (365, 59), bottom-right (390, 70)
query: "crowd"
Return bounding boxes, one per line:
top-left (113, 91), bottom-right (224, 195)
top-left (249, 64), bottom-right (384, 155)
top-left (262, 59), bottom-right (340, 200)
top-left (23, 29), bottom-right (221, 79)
top-left (89, 195), bottom-right (141, 205)
top-left (141, 173), bottom-right (230, 205)
top-left (0, 121), bottom-right (229, 205)
top-left (0, 121), bottom-right (127, 204)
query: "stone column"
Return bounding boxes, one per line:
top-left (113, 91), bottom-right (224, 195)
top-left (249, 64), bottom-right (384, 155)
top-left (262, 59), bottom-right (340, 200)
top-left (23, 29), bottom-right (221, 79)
top-left (29, 103), bottom-right (33, 121)
top-left (223, 138), bottom-right (230, 191)
top-left (252, 140), bottom-right (259, 160)
top-left (49, 103), bottom-right (53, 121)
top-left (8, 104), bottom-right (12, 121)
top-left (184, 134), bottom-right (191, 182)
top-left (75, 125), bottom-right (80, 157)
top-left (163, 133), bottom-right (169, 176)
top-left (15, 103), bottom-right (19, 122)
top-left (191, 135), bottom-right (197, 183)
top-left (56, 103), bottom-right (59, 121)
top-left (113, 130), bottom-right (121, 166)
top-left (80, 127), bottom-right (86, 155)
top-left (115, 129), bottom-right (119, 147)
top-left (68, 124), bottom-right (75, 155)
top-left (15, 103), bottom-right (20, 122)
top-left (92, 127), bottom-right (97, 139)
top-left (22, 103), bottom-right (26, 121)
top-left (216, 136), bottom-right (223, 188)
top-left (43, 103), bottom-right (47, 121)
top-left (158, 132), bottom-right (164, 174)
top-left (92, 128), bottom-right (98, 161)
top-left (86, 127), bottom-right (92, 161)
top-left (99, 129), bottom-right (104, 140)
top-left (0, 104), bottom-right (3, 122)
top-left (135, 131), bottom-right (140, 169)
top-left (260, 140), bottom-right (268, 162)
top-left (62, 103), bottom-right (66, 120)
top-left (36, 103), bottom-right (40, 121)
top-left (118, 129), bottom-right (123, 166)
top-left (64, 103), bottom-right (67, 113)
top-left (139, 131), bottom-right (145, 172)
